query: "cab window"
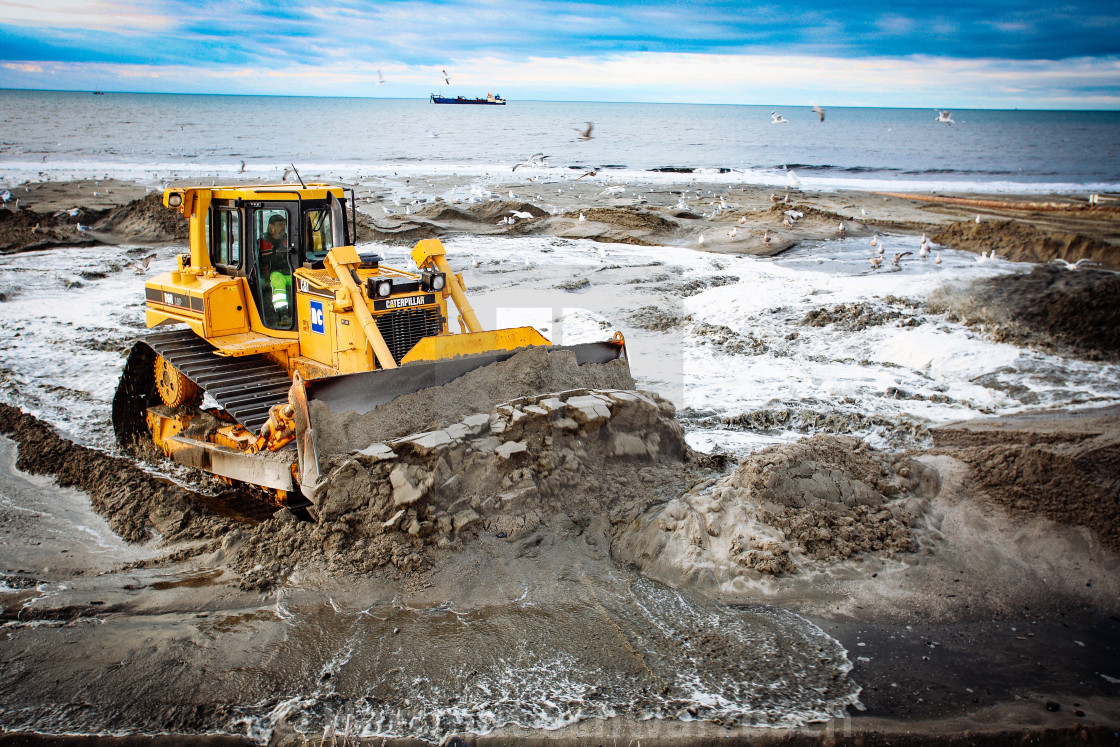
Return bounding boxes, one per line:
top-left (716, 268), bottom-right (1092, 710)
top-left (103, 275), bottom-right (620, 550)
top-left (253, 208), bottom-right (294, 330)
top-left (304, 208), bottom-right (334, 265)
top-left (211, 209), bottom-right (241, 269)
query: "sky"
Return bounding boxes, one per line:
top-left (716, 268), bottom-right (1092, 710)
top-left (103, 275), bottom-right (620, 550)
top-left (1, 0), bottom-right (1118, 108)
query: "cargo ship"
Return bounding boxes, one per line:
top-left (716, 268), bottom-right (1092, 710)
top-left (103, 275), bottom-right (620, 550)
top-left (430, 92), bottom-right (506, 105)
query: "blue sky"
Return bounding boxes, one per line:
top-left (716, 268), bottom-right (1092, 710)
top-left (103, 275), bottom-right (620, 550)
top-left (1, 1), bottom-right (1118, 108)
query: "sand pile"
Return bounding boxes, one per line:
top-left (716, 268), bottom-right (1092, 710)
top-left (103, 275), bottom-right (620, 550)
top-left (0, 403), bottom-right (231, 544)
top-left (802, 301), bottom-right (907, 331)
top-left (614, 435), bottom-right (940, 590)
top-left (311, 346), bottom-right (635, 461)
top-left (0, 205), bottom-right (99, 254)
top-left (94, 192), bottom-right (188, 241)
top-left (929, 264), bottom-right (1120, 360)
top-left (232, 386), bottom-right (692, 590)
top-left (932, 219), bottom-right (1117, 267)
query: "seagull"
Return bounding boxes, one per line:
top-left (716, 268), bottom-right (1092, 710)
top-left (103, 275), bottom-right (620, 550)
top-left (783, 216), bottom-right (793, 229)
top-left (877, 244), bottom-right (884, 256)
top-left (511, 153), bottom-right (549, 172)
top-left (698, 233), bottom-right (705, 246)
top-left (737, 215), bottom-right (747, 225)
top-left (510, 210), bottom-right (533, 220)
top-left (763, 230), bottom-right (772, 244)
top-left (975, 214), bottom-right (984, 224)
top-left (126, 252), bottom-right (158, 273)
top-left (870, 256), bottom-right (883, 269)
top-left (472, 259), bottom-right (482, 268)
top-left (811, 105), bottom-right (825, 122)
top-left (0, 190), bottom-right (9, 203)
top-left (381, 205), bottom-right (396, 215)
top-left (597, 245), bottom-right (606, 261)
top-left (934, 253), bottom-right (942, 265)
top-left (770, 193), bottom-right (781, 203)
top-left (576, 122), bottom-right (594, 141)
top-left (76, 222), bottom-right (90, 232)
top-left (771, 112), bottom-right (789, 124)
top-left (577, 168), bottom-right (598, 179)
top-left (976, 250), bottom-right (989, 263)
top-left (442, 69), bottom-right (451, 85)
top-left (508, 189), bottom-right (519, 199)
top-left (892, 251), bottom-right (912, 266)
top-left (282, 167), bottom-right (292, 183)
top-left (919, 243), bottom-right (930, 258)
top-left (577, 212), bottom-right (586, 222)
top-left (920, 233), bottom-right (929, 244)
top-left (728, 226), bottom-right (738, 238)
top-left (869, 234), bottom-right (879, 247)
top-left (676, 196), bottom-right (689, 210)
top-left (238, 160), bottom-right (246, 174)
top-left (936, 110), bottom-right (954, 126)
top-left (377, 69), bottom-right (386, 85)
top-left (1051, 258), bottom-right (1101, 271)
top-left (837, 221), bottom-right (846, 236)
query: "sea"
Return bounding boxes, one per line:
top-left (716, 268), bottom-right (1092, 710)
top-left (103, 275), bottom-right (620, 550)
top-left (2, 89), bottom-right (1120, 193)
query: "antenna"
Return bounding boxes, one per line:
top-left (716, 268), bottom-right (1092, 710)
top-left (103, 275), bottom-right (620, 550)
top-left (290, 163), bottom-right (306, 188)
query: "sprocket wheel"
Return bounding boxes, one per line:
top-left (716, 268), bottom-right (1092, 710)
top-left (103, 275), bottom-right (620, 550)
top-left (154, 355), bottom-right (200, 409)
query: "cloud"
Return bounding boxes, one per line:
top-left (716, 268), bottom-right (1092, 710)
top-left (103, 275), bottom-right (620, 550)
top-left (3, 62), bottom-right (43, 72)
top-left (0, 0), bottom-right (175, 33)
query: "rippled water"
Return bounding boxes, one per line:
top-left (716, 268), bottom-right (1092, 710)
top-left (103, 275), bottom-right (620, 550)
top-left (2, 90), bottom-right (1119, 193)
top-left (230, 578), bottom-right (857, 743)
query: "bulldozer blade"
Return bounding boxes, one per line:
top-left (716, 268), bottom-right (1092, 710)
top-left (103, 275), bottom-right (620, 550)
top-left (303, 340), bottom-right (625, 418)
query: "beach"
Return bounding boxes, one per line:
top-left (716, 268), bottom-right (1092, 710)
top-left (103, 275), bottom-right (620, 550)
top-left (0, 171), bottom-right (1119, 746)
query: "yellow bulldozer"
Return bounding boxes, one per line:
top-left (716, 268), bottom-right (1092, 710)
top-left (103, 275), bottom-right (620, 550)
top-left (112, 183), bottom-right (627, 509)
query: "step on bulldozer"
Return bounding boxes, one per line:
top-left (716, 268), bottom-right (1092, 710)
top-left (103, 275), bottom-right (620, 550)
top-left (113, 184), bottom-right (627, 509)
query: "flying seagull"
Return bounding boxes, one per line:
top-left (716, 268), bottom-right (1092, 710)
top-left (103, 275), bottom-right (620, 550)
top-left (377, 69), bottom-right (386, 85)
top-left (512, 153), bottom-right (549, 172)
top-left (442, 69), bottom-right (451, 85)
top-left (771, 112), bottom-right (789, 124)
top-left (812, 105), bottom-right (825, 122)
top-left (576, 122), bottom-right (594, 141)
top-left (936, 110), bottom-right (954, 126)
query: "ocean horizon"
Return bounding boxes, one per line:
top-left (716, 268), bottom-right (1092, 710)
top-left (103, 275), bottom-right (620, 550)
top-left (2, 88), bottom-right (1119, 194)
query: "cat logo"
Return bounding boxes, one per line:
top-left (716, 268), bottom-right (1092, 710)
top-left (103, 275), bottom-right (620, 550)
top-left (299, 279), bottom-right (310, 293)
top-left (310, 300), bottom-right (324, 334)
top-left (163, 292), bottom-right (174, 305)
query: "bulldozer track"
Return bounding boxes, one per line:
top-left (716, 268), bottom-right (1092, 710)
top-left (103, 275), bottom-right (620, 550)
top-left (113, 328), bottom-right (292, 444)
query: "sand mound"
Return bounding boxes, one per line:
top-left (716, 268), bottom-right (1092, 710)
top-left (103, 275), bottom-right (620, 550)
top-left (0, 403), bottom-right (232, 544)
top-left (949, 444), bottom-right (1119, 553)
top-left (561, 207), bottom-right (679, 232)
top-left (233, 387), bottom-right (692, 590)
top-left (94, 192), bottom-right (188, 241)
top-left (614, 435), bottom-right (940, 589)
top-left (310, 346), bottom-right (634, 461)
top-left (932, 220), bottom-right (1118, 267)
top-left (929, 265), bottom-right (1120, 361)
top-left (0, 206), bottom-right (99, 254)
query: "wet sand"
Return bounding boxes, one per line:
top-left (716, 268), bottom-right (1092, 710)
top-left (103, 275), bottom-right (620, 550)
top-left (0, 177), bottom-right (1119, 745)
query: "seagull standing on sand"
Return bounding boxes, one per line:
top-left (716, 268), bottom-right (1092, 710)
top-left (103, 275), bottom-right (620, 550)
top-left (698, 233), bottom-right (705, 246)
top-left (919, 242), bottom-right (930, 258)
top-left (576, 122), bottom-right (594, 141)
top-left (934, 252), bottom-right (942, 265)
top-left (578, 212), bottom-right (587, 222)
top-left (869, 234), bottom-right (879, 248)
top-left (936, 110), bottom-right (955, 126)
top-left (837, 221), bottom-right (846, 236)
top-left (870, 256), bottom-right (883, 269)
top-left (771, 112), bottom-right (789, 124)
top-left (812, 105), bottom-right (825, 122)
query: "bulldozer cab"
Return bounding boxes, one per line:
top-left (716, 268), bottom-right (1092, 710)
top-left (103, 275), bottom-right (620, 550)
top-left (206, 191), bottom-right (350, 331)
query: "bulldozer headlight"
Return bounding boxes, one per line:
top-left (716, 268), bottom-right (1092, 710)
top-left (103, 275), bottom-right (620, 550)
top-left (375, 279), bottom-right (392, 297)
top-left (422, 271), bottom-right (446, 292)
top-left (167, 192), bottom-right (183, 207)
